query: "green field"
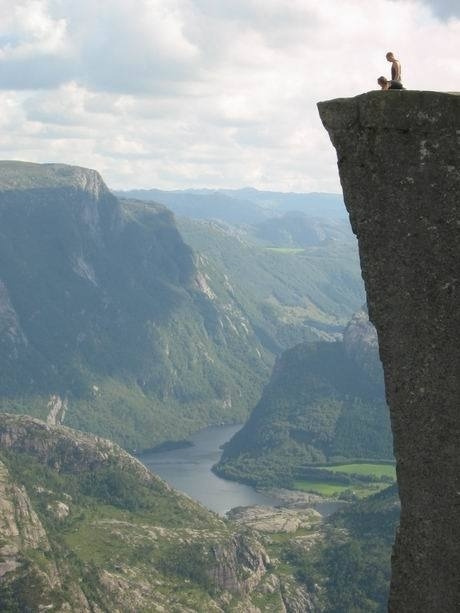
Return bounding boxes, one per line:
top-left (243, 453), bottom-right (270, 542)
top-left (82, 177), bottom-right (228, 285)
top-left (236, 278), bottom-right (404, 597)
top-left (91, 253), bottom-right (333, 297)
top-left (292, 463), bottom-right (396, 498)
top-left (317, 463), bottom-right (396, 479)
top-left (293, 462), bottom-right (396, 498)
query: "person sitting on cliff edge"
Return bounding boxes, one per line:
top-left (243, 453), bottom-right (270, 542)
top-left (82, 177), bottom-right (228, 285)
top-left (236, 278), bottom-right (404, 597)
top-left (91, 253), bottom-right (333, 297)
top-left (378, 76), bottom-right (404, 90)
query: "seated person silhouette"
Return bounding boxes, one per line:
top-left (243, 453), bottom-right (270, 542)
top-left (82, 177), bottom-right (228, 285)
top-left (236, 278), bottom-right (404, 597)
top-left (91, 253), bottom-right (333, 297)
top-left (378, 76), bottom-right (405, 90)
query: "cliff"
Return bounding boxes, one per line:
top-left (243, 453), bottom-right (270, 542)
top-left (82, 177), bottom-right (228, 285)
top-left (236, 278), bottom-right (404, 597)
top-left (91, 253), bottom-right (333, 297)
top-left (318, 91), bottom-right (460, 611)
top-left (0, 161), bottom-right (270, 449)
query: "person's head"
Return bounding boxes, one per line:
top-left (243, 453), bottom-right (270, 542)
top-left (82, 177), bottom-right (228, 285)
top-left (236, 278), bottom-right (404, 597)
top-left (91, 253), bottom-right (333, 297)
top-left (386, 52), bottom-right (395, 61)
top-left (378, 76), bottom-right (389, 89)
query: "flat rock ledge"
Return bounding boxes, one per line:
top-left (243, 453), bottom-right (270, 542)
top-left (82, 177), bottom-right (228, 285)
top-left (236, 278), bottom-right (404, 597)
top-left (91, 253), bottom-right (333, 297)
top-left (318, 90), bottom-right (460, 613)
top-left (228, 504), bottom-right (322, 533)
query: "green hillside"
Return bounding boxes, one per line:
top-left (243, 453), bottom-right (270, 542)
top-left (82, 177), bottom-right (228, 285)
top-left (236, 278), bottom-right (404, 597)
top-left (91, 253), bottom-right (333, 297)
top-left (0, 413), bottom-right (275, 612)
top-left (215, 310), bottom-right (393, 486)
top-left (0, 412), bottom-right (398, 612)
top-left (177, 217), bottom-right (364, 353)
top-left (8, 412), bottom-right (396, 613)
top-left (251, 211), bottom-right (353, 248)
top-left (0, 162), bottom-right (271, 450)
top-left (277, 485), bottom-right (400, 612)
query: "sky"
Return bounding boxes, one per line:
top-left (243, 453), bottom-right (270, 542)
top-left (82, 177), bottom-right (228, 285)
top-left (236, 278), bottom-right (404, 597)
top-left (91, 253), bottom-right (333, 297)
top-left (0, 0), bottom-right (458, 192)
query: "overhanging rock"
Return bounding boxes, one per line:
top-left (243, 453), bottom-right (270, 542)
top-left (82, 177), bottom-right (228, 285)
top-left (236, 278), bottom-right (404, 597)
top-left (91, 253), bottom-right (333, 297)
top-left (318, 91), bottom-right (460, 612)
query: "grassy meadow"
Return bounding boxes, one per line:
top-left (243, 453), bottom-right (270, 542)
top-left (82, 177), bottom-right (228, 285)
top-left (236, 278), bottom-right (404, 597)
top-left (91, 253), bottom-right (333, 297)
top-left (292, 462), bottom-right (396, 498)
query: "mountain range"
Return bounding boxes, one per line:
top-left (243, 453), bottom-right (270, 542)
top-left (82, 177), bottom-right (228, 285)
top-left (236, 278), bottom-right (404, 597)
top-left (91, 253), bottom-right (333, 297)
top-left (116, 187), bottom-right (348, 224)
top-left (0, 161), bottom-right (364, 451)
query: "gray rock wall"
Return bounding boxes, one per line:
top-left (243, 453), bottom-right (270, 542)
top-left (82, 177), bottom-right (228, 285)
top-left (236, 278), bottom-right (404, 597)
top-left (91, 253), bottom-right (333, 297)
top-left (318, 91), bottom-right (460, 612)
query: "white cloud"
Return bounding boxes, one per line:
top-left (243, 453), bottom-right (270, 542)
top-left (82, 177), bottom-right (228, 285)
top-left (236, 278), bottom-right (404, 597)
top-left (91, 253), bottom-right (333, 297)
top-left (0, 0), bottom-right (458, 191)
top-left (0, 0), bottom-right (68, 59)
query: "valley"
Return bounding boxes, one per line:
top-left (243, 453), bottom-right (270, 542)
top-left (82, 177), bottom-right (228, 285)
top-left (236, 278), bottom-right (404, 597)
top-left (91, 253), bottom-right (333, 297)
top-left (0, 2), bottom-right (456, 609)
top-left (0, 413), bottom-right (398, 612)
top-left (0, 161), bottom-right (397, 612)
top-left (0, 162), bottom-right (364, 452)
top-left (140, 424), bottom-right (282, 515)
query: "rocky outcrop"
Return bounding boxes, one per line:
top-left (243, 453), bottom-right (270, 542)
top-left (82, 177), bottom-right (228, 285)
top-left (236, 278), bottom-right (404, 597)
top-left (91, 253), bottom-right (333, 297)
top-left (0, 412), bottom-right (166, 484)
top-left (228, 505), bottom-right (321, 534)
top-left (343, 307), bottom-right (378, 356)
top-left (0, 280), bottom-right (28, 358)
top-left (210, 534), bottom-right (269, 593)
top-left (46, 394), bottom-right (68, 426)
top-left (318, 91), bottom-right (460, 611)
top-left (0, 460), bottom-right (49, 577)
top-left (0, 161), bottom-right (118, 235)
top-left (0, 459), bottom-right (92, 611)
top-left (0, 414), bottom-right (278, 611)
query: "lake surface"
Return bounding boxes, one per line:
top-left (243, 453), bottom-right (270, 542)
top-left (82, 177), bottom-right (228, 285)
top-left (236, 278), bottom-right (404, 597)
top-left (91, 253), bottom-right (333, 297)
top-left (140, 424), bottom-right (345, 517)
top-left (140, 424), bottom-right (281, 515)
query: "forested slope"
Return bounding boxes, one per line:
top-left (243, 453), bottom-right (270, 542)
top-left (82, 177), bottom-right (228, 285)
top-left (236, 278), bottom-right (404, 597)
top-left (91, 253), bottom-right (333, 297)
top-left (216, 309), bottom-right (392, 486)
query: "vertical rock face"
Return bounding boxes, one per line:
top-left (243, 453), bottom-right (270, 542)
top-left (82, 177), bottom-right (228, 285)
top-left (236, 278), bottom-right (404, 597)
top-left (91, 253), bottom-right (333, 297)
top-left (318, 91), bottom-right (460, 612)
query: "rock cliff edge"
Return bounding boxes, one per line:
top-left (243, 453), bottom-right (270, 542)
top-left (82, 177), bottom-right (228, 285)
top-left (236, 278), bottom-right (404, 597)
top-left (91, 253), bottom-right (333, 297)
top-left (318, 91), bottom-right (460, 612)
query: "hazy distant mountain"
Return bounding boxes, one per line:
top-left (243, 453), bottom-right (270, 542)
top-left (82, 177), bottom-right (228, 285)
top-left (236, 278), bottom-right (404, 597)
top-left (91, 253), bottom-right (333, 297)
top-left (116, 188), bottom-right (269, 225)
top-left (252, 210), bottom-right (353, 247)
top-left (116, 187), bottom-right (347, 223)
top-left (219, 188), bottom-right (347, 218)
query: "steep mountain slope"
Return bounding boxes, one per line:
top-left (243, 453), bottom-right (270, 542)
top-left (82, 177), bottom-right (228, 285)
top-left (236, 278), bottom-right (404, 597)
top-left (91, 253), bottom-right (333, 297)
top-left (0, 413), bottom-right (276, 612)
top-left (0, 161), bottom-right (270, 450)
top-left (177, 217), bottom-right (364, 352)
top-left (216, 309), bottom-right (392, 485)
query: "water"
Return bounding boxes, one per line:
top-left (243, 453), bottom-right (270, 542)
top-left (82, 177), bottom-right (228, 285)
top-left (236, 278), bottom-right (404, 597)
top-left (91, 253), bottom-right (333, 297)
top-left (140, 424), bottom-right (281, 515)
top-left (140, 424), bottom-right (345, 517)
